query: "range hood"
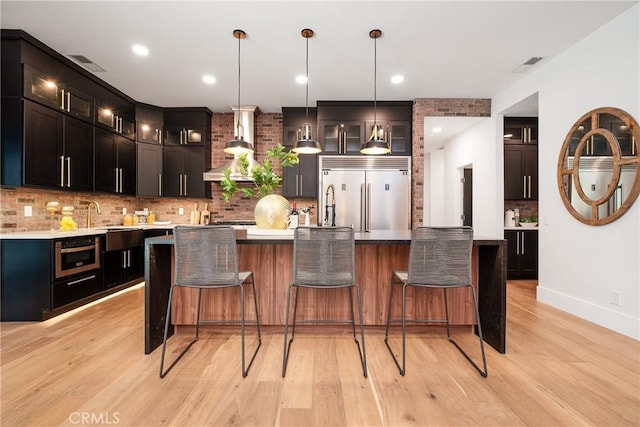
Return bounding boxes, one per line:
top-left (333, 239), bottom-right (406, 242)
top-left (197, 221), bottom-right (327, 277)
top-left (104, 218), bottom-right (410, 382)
top-left (203, 105), bottom-right (259, 182)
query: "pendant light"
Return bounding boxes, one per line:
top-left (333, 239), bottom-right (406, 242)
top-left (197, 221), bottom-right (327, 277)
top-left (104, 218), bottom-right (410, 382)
top-left (224, 29), bottom-right (253, 155)
top-left (360, 29), bottom-right (390, 155)
top-left (293, 28), bottom-right (321, 154)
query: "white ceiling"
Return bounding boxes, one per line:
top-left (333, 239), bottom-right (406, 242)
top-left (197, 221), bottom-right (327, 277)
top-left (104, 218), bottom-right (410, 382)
top-left (1, 0), bottom-right (636, 118)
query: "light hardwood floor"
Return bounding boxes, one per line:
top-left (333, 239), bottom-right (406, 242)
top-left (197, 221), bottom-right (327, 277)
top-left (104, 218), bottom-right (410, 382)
top-left (1, 280), bottom-right (638, 426)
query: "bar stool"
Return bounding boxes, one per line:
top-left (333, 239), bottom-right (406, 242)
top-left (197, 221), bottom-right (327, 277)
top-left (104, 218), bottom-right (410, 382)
top-left (159, 225), bottom-right (262, 378)
top-left (384, 226), bottom-right (487, 377)
top-left (282, 226), bottom-right (367, 377)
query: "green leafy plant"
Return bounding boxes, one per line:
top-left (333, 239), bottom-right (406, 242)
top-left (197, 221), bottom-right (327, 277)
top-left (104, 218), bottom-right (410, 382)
top-left (521, 214), bottom-right (538, 223)
top-left (221, 143), bottom-right (299, 202)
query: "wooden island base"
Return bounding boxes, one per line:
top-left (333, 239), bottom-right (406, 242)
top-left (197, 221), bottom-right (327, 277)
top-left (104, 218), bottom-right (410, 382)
top-left (145, 231), bottom-right (506, 355)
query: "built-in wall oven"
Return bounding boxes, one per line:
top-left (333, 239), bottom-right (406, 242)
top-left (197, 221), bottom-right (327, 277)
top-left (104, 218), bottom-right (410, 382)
top-left (53, 235), bottom-right (103, 308)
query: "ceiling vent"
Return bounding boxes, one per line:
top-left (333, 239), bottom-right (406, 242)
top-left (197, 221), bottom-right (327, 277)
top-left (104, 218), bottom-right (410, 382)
top-left (512, 56), bottom-right (544, 73)
top-left (68, 55), bottom-right (106, 72)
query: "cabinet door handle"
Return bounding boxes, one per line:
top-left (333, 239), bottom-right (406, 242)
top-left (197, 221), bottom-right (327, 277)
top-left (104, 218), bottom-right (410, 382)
top-left (67, 275), bottom-right (96, 286)
top-left (516, 231), bottom-right (520, 255)
top-left (295, 174), bottom-right (299, 195)
top-left (158, 174), bottom-right (162, 196)
top-left (528, 176), bottom-right (532, 199)
top-left (179, 175), bottom-right (183, 196)
top-left (114, 168), bottom-right (119, 192)
top-left (521, 232), bottom-right (525, 255)
top-left (66, 157), bottom-right (71, 187)
top-left (66, 92), bottom-right (71, 112)
top-left (523, 176), bottom-right (527, 198)
top-left (127, 250), bottom-right (131, 268)
top-left (183, 174), bottom-right (187, 195)
top-left (299, 175), bottom-right (303, 195)
top-left (60, 89), bottom-right (65, 110)
top-left (119, 168), bottom-right (123, 193)
top-left (60, 155), bottom-right (65, 187)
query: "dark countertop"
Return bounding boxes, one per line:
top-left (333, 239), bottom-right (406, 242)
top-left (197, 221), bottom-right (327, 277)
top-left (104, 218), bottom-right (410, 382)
top-left (146, 229), bottom-right (505, 246)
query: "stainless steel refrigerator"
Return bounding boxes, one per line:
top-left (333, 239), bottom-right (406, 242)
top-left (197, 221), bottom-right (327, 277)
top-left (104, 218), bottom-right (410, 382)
top-left (318, 156), bottom-right (411, 231)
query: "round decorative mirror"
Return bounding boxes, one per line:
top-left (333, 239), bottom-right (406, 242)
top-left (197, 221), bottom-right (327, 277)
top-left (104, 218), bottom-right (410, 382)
top-left (557, 107), bottom-right (640, 225)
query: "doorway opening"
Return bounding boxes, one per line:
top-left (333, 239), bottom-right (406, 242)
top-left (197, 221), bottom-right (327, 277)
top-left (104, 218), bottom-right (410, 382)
top-left (461, 166), bottom-right (473, 227)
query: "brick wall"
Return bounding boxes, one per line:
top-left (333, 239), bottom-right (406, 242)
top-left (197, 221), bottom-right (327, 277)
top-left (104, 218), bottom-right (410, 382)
top-left (412, 98), bottom-right (491, 226)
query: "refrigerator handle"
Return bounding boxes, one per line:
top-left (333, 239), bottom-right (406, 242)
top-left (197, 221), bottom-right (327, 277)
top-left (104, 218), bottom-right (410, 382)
top-left (366, 183), bottom-right (372, 232)
top-left (360, 183), bottom-right (366, 232)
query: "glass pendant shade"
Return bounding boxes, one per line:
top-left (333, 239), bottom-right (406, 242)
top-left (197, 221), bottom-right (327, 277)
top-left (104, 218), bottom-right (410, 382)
top-left (361, 28), bottom-right (390, 155)
top-left (293, 28), bottom-right (321, 154)
top-left (225, 29), bottom-right (253, 155)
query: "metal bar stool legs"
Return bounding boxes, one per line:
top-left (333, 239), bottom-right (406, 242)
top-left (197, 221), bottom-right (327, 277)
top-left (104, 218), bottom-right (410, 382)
top-left (445, 286), bottom-right (488, 377)
top-left (384, 277), bottom-right (407, 375)
top-left (160, 286), bottom-right (202, 378)
top-left (241, 275), bottom-right (263, 378)
top-left (282, 284), bottom-right (368, 378)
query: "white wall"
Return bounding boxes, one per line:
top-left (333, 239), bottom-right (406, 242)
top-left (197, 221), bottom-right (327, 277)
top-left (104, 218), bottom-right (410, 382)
top-left (493, 5), bottom-right (640, 339)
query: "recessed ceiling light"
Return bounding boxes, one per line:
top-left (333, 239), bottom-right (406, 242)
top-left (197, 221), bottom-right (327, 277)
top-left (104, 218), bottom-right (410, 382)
top-left (132, 44), bottom-right (149, 56)
top-left (202, 75), bottom-right (216, 84)
top-left (391, 75), bottom-right (404, 84)
top-left (295, 75), bottom-right (307, 84)
top-left (432, 127), bottom-right (443, 133)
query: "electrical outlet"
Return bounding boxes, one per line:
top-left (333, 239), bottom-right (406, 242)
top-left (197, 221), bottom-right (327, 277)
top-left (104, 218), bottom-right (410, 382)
top-left (24, 205), bottom-right (33, 217)
top-left (610, 290), bottom-right (622, 306)
top-left (122, 208), bottom-right (127, 215)
top-left (178, 207), bottom-right (184, 215)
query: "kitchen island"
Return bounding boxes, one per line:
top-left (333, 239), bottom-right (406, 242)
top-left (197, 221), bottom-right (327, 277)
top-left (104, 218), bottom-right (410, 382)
top-left (145, 230), bottom-right (506, 354)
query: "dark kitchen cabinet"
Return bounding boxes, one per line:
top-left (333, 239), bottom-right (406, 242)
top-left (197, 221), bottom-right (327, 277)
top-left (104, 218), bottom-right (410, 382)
top-left (503, 117), bottom-right (537, 145)
top-left (163, 108), bottom-right (211, 146)
top-left (317, 101), bottom-right (413, 156)
top-left (365, 119), bottom-right (412, 155)
top-left (23, 63), bottom-right (93, 123)
top-left (96, 103), bottom-right (135, 140)
top-left (137, 143), bottom-right (163, 197)
top-left (505, 229), bottom-right (538, 279)
top-left (103, 247), bottom-right (144, 289)
top-left (282, 107), bottom-right (318, 198)
top-left (319, 120), bottom-right (364, 154)
top-left (163, 146), bottom-right (209, 198)
top-left (136, 103), bottom-right (164, 145)
top-left (504, 144), bottom-right (537, 200)
top-left (95, 128), bottom-right (136, 195)
top-left (22, 99), bottom-right (93, 191)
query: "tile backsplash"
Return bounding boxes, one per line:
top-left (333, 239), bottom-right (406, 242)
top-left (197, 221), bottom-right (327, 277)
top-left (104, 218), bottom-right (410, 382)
top-left (504, 200), bottom-right (538, 222)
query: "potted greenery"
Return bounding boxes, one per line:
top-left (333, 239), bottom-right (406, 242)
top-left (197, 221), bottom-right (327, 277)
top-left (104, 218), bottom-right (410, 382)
top-left (220, 143), bottom-right (299, 229)
top-left (519, 214), bottom-right (538, 228)
top-left (220, 143), bottom-right (299, 202)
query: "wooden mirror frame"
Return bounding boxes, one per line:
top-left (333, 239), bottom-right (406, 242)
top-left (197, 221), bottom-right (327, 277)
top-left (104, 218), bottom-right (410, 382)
top-left (557, 107), bottom-right (640, 225)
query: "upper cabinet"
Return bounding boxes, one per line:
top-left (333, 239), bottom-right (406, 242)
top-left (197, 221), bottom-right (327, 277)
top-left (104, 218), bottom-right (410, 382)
top-left (23, 64), bottom-right (93, 124)
top-left (136, 103), bottom-right (164, 145)
top-left (94, 128), bottom-right (136, 195)
top-left (95, 88), bottom-right (136, 140)
top-left (317, 101), bottom-right (413, 156)
top-left (163, 108), bottom-right (210, 146)
top-left (503, 117), bottom-right (537, 145)
top-left (161, 107), bottom-right (212, 198)
top-left (282, 107), bottom-right (318, 198)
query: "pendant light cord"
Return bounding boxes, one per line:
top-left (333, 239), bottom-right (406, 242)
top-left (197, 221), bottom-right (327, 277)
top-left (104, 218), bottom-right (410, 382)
top-left (305, 35), bottom-right (310, 121)
top-left (236, 33), bottom-right (241, 134)
top-left (373, 34), bottom-right (377, 126)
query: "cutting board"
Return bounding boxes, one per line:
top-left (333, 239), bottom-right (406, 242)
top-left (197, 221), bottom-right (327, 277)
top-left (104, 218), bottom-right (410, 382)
top-left (200, 203), bottom-right (210, 225)
top-left (190, 203), bottom-right (200, 225)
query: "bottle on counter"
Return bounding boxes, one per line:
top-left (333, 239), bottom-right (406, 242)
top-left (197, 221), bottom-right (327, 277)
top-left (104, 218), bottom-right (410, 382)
top-left (289, 202), bottom-right (299, 229)
top-left (514, 208), bottom-right (520, 226)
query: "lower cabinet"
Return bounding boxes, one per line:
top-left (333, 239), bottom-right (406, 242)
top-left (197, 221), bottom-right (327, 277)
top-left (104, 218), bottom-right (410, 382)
top-left (103, 246), bottom-right (144, 289)
top-left (505, 229), bottom-right (538, 279)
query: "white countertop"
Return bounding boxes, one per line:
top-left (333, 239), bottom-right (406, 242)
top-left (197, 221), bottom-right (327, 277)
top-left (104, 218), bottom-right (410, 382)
top-left (0, 224), bottom-right (177, 239)
top-left (504, 226), bottom-right (538, 231)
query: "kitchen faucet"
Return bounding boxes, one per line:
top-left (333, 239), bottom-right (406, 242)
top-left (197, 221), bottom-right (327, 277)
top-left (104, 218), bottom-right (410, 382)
top-left (86, 201), bottom-right (102, 228)
top-left (324, 184), bottom-right (336, 226)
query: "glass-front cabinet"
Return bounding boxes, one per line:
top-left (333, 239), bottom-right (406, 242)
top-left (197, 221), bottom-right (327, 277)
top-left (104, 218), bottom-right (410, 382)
top-left (23, 64), bottom-right (93, 123)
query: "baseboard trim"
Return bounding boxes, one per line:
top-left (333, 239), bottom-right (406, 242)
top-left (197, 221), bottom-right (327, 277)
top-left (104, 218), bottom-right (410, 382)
top-left (537, 286), bottom-right (639, 340)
